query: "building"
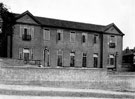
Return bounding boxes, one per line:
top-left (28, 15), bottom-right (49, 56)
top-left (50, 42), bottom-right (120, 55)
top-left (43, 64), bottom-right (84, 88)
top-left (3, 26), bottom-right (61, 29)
top-left (122, 47), bottom-right (135, 71)
top-left (0, 11), bottom-right (124, 70)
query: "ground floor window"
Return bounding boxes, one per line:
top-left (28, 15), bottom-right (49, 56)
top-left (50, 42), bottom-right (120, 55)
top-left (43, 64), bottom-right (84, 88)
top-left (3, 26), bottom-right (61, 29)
top-left (19, 48), bottom-right (33, 61)
top-left (70, 51), bottom-right (75, 67)
top-left (57, 50), bottom-right (63, 66)
top-left (23, 48), bottom-right (30, 61)
top-left (108, 54), bottom-right (115, 65)
top-left (43, 48), bottom-right (50, 66)
top-left (82, 53), bottom-right (87, 67)
top-left (93, 53), bottom-right (98, 68)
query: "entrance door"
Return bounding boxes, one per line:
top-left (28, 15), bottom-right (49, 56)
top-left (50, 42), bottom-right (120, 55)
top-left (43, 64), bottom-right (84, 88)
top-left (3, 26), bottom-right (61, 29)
top-left (93, 53), bottom-right (98, 68)
top-left (23, 48), bottom-right (30, 61)
top-left (70, 52), bottom-right (75, 67)
top-left (44, 48), bottom-right (50, 67)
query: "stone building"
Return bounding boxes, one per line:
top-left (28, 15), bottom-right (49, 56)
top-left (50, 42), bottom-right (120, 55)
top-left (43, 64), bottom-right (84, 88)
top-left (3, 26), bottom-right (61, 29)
top-left (1, 11), bottom-right (124, 70)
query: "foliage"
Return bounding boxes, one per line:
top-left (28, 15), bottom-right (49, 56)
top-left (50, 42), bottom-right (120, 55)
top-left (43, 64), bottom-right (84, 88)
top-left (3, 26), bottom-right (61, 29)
top-left (0, 2), bottom-right (15, 35)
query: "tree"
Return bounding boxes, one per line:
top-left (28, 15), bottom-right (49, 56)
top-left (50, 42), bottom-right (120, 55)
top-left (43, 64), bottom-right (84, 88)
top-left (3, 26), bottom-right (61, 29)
top-left (0, 3), bottom-right (15, 36)
top-left (0, 3), bottom-right (15, 57)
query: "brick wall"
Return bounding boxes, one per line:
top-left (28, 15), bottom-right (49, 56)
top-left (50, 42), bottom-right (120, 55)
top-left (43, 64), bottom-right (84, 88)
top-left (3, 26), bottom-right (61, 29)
top-left (13, 24), bottom-right (101, 68)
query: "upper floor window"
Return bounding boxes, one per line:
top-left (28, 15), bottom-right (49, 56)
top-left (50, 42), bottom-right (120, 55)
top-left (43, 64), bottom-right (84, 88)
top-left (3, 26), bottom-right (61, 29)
top-left (109, 35), bottom-right (116, 48)
top-left (94, 34), bottom-right (98, 44)
top-left (43, 29), bottom-right (50, 40)
top-left (70, 32), bottom-right (76, 42)
top-left (82, 33), bottom-right (87, 43)
top-left (20, 25), bottom-right (34, 41)
top-left (110, 35), bottom-right (115, 43)
top-left (57, 29), bottom-right (63, 41)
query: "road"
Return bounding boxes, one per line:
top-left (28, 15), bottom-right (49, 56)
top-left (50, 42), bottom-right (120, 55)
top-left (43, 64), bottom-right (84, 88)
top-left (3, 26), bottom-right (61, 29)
top-left (0, 95), bottom-right (119, 99)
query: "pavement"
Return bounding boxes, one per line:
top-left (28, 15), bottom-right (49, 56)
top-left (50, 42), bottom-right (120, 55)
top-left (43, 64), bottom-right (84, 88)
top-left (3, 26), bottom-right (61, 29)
top-left (0, 84), bottom-right (134, 98)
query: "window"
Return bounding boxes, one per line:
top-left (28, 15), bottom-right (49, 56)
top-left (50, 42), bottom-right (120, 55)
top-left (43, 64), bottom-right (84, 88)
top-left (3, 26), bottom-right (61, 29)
top-left (57, 50), bottom-right (63, 66)
top-left (23, 48), bottom-right (30, 61)
top-left (108, 54), bottom-right (115, 65)
top-left (82, 33), bottom-right (87, 43)
top-left (43, 29), bottom-right (50, 40)
top-left (43, 48), bottom-right (50, 66)
top-left (94, 34), bottom-right (98, 44)
top-left (19, 48), bottom-right (33, 60)
top-left (70, 32), bottom-right (76, 42)
top-left (57, 29), bottom-right (63, 41)
top-left (22, 28), bottom-right (31, 41)
top-left (20, 25), bottom-right (34, 41)
top-left (70, 51), bottom-right (75, 67)
top-left (82, 53), bottom-right (87, 67)
top-left (93, 53), bottom-right (98, 68)
top-left (109, 36), bottom-right (116, 48)
top-left (110, 36), bottom-right (115, 43)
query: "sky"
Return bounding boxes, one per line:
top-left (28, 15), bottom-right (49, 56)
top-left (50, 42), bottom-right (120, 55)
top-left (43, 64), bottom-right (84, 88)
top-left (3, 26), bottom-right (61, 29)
top-left (1, 0), bottom-right (135, 49)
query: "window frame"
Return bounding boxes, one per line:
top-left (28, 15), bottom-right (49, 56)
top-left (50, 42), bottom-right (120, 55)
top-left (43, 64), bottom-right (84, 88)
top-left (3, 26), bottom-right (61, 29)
top-left (57, 29), bottom-right (63, 41)
top-left (43, 29), bottom-right (50, 41)
top-left (93, 53), bottom-right (98, 68)
top-left (93, 34), bottom-right (98, 44)
top-left (82, 53), bottom-right (87, 67)
top-left (109, 35), bottom-right (117, 48)
top-left (70, 32), bottom-right (76, 42)
top-left (108, 54), bottom-right (115, 65)
top-left (57, 49), bottom-right (63, 67)
top-left (20, 25), bottom-right (33, 41)
top-left (23, 48), bottom-right (30, 61)
top-left (82, 33), bottom-right (87, 43)
top-left (70, 51), bottom-right (75, 67)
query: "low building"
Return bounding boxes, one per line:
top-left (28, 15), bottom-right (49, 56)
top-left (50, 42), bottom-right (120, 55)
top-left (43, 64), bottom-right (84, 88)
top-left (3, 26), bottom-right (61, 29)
top-left (0, 11), bottom-right (124, 70)
top-left (122, 48), bottom-right (135, 70)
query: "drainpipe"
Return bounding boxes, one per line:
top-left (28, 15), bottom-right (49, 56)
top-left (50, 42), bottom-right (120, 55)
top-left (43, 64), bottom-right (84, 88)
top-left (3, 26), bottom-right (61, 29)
top-left (100, 33), bottom-right (103, 68)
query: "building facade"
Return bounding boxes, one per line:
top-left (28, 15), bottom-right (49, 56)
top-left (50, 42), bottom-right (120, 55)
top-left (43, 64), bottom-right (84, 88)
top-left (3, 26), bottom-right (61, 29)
top-left (1, 11), bottom-right (124, 70)
top-left (122, 48), bottom-right (135, 71)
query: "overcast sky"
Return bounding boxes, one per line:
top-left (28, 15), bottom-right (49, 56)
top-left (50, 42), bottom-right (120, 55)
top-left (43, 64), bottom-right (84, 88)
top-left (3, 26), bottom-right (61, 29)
top-left (1, 0), bottom-right (135, 49)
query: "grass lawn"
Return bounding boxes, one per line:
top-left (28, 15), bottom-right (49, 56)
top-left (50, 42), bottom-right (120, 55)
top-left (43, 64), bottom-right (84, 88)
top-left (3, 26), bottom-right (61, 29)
top-left (0, 66), bottom-right (135, 92)
top-left (0, 89), bottom-right (133, 98)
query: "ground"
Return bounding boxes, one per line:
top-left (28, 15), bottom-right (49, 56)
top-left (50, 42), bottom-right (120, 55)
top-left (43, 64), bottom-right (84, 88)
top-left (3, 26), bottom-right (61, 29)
top-left (0, 60), bottom-right (135, 98)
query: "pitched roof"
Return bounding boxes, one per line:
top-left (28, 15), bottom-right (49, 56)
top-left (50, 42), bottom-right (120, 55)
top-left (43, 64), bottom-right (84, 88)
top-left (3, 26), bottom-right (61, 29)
top-left (14, 11), bottom-right (124, 35)
top-left (35, 16), bottom-right (105, 32)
